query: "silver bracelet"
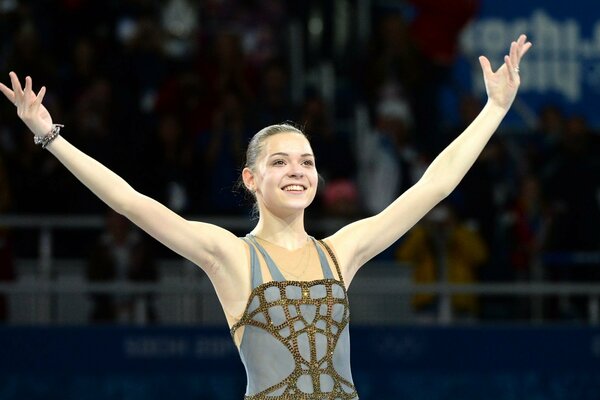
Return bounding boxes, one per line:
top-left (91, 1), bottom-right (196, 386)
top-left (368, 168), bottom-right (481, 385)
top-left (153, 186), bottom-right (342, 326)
top-left (34, 124), bottom-right (64, 149)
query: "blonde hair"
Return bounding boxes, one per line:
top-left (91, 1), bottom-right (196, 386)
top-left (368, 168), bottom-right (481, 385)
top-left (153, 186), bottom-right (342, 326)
top-left (244, 123), bottom-right (306, 171)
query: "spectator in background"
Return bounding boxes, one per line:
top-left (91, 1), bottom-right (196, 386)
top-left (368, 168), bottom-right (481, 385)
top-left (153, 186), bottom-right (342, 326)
top-left (357, 97), bottom-right (421, 215)
top-left (196, 30), bottom-right (256, 109)
top-left (461, 137), bottom-right (522, 276)
top-left (0, 0), bottom-right (19, 61)
top-left (87, 209), bottom-right (158, 324)
top-left (54, 0), bottom-right (121, 48)
top-left (6, 127), bottom-right (66, 213)
top-left (0, 157), bottom-right (15, 322)
top-left (505, 176), bottom-right (549, 279)
top-left (194, 90), bottom-right (252, 214)
top-left (405, 0), bottom-right (480, 156)
top-left (61, 37), bottom-right (103, 108)
top-left (119, 15), bottom-right (169, 115)
top-left (225, 0), bottom-right (287, 68)
top-left (160, 0), bottom-right (199, 61)
top-left (542, 116), bottom-right (600, 254)
top-left (321, 179), bottom-right (360, 218)
top-left (362, 12), bottom-right (419, 116)
top-left (524, 104), bottom-right (565, 175)
top-left (298, 90), bottom-right (358, 215)
top-left (251, 59), bottom-right (293, 131)
top-left (72, 78), bottom-right (115, 159)
top-left (143, 113), bottom-right (193, 214)
top-left (541, 115), bottom-right (600, 320)
top-left (407, 0), bottom-right (480, 65)
top-left (154, 69), bottom-right (213, 138)
top-left (501, 174), bottom-right (550, 318)
top-left (396, 203), bottom-right (488, 321)
top-left (4, 19), bottom-right (53, 85)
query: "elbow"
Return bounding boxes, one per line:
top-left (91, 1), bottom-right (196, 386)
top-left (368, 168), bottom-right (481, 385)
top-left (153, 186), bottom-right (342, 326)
top-left (112, 200), bottom-right (131, 217)
top-left (433, 176), bottom-right (461, 200)
top-left (111, 189), bottom-right (140, 217)
top-left (437, 185), bottom-right (454, 201)
top-left (418, 177), bottom-right (454, 201)
top-left (114, 201), bottom-right (131, 217)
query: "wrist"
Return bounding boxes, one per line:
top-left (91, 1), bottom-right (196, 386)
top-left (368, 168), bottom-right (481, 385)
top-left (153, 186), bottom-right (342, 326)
top-left (484, 100), bottom-right (510, 118)
top-left (34, 124), bottom-right (63, 149)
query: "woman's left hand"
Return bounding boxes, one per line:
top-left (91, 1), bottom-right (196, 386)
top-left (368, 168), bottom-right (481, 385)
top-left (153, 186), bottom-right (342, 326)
top-left (479, 34), bottom-right (532, 111)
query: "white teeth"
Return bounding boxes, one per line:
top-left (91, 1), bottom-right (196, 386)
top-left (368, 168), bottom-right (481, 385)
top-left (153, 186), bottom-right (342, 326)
top-left (283, 185), bottom-right (304, 191)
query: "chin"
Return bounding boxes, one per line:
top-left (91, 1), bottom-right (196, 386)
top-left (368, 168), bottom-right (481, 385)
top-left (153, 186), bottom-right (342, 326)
top-left (283, 201), bottom-right (312, 213)
top-left (276, 198), bottom-right (315, 215)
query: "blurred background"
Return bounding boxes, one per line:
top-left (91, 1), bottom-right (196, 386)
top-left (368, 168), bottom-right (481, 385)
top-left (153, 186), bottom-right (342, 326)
top-left (0, 0), bottom-right (599, 399)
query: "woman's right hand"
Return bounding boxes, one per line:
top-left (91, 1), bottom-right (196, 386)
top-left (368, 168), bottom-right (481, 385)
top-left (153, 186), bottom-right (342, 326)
top-left (0, 72), bottom-right (53, 137)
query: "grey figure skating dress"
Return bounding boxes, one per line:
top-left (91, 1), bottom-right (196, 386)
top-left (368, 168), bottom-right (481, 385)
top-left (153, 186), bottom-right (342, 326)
top-left (231, 235), bottom-right (358, 399)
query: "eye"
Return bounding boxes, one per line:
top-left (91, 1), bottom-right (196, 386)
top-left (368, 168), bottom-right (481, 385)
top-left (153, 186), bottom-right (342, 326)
top-left (272, 159), bottom-right (285, 166)
top-left (302, 159), bottom-right (315, 166)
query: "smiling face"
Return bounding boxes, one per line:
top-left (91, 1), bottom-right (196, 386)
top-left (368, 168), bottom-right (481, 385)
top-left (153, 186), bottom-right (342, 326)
top-left (243, 132), bottom-right (318, 218)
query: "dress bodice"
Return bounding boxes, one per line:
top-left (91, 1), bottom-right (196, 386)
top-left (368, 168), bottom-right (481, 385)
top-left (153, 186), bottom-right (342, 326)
top-left (231, 235), bottom-right (358, 399)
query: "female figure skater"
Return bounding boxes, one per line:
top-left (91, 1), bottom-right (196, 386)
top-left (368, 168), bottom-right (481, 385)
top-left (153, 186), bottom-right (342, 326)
top-left (1, 35), bottom-right (531, 399)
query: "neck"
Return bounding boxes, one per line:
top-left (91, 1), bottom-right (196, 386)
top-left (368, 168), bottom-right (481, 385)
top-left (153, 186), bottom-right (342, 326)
top-left (251, 208), bottom-right (308, 250)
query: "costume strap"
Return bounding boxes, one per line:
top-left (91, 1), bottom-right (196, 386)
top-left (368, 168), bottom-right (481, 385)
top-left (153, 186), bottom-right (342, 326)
top-left (318, 239), bottom-right (345, 286)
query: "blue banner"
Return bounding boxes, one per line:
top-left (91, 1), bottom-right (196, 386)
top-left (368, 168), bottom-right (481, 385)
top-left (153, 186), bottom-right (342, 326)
top-left (1, 326), bottom-right (600, 399)
top-left (459, 1), bottom-right (600, 127)
top-left (0, 326), bottom-right (243, 374)
top-left (3, 325), bottom-right (600, 373)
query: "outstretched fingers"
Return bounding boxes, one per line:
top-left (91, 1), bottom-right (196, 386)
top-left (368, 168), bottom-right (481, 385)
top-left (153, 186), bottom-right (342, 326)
top-left (9, 72), bottom-right (25, 108)
top-left (478, 55), bottom-right (493, 77)
top-left (32, 86), bottom-right (47, 109)
top-left (515, 34), bottom-right (532, 64)
top-left (0, 82), bottom-right (16, 105)
top-left (509, 41), bottom-right (518, 66)
top-left (506, 34), bottom-right (534, 82)
top-left (2, 73), bottom-right (47, 114)
top-left (23, 76), bottom-right (41, 109)
top-left (519, 42), bottom-right (532, 62)
top-left (504, 54), bottom-right (518, 84)
top-left (24, 76), bottom-right (33, 99)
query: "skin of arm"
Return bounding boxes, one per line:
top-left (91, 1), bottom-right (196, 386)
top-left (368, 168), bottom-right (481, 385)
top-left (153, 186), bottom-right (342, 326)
top-left (327, 35), bottom-right (532, 285)
top-left (45, 135), bottom-right (243, 272)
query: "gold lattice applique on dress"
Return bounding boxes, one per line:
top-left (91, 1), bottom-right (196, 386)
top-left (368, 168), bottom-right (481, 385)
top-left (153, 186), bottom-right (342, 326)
top-left (231, 235), bottom-right (358, 399)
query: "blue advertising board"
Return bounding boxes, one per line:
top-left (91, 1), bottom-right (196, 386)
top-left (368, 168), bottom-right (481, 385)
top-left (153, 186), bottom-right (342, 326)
top-left (1, 325), bottom-right (600, 399)
top-left (458, 1), bottom-right (600, 127)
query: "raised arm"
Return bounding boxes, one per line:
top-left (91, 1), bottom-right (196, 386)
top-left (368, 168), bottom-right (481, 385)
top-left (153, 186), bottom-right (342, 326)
top-left (327, 34), bottom-right (532, 283)
top-left (0, 72), bottom-right (245, 275)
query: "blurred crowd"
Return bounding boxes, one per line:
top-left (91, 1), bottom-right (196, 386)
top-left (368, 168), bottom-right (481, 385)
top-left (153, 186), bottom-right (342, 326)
top-left (0, 0), bottom-right (599, 323)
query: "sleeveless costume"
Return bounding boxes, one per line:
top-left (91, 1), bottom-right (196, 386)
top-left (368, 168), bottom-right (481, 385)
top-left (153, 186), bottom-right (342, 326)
top-left (231, 235), bottom-right (359, 399)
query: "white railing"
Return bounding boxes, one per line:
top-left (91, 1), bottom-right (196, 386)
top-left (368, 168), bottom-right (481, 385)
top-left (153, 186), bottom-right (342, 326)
top-left (2, 277), bottom-right (600, 325)
top-left (1, 215), bottom-right (599, 325)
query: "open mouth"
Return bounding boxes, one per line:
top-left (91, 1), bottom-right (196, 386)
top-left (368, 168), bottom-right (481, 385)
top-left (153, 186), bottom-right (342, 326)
top-left (281, 184), bottom-right (306, 192)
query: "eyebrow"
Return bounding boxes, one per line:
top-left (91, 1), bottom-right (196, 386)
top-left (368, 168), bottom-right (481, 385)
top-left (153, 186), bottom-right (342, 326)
top-left (268, 152), bottom-right (314, 158)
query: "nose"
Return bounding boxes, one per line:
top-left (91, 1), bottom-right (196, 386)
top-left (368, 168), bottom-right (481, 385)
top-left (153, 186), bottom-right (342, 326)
top-left (288, 163), bottom-right (304, 178)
